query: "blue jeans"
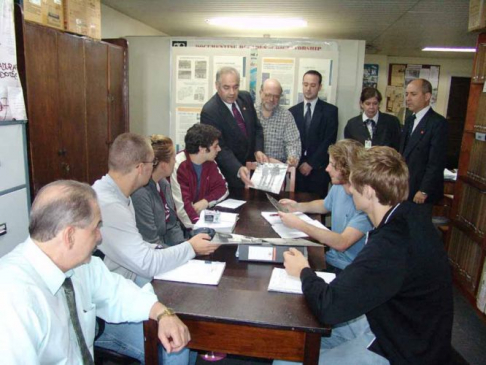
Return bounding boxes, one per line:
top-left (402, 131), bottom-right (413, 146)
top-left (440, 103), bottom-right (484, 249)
top-left (273, 316), bottom-right (389, 365)
top-left (95, 320), bottom-right (191, 364)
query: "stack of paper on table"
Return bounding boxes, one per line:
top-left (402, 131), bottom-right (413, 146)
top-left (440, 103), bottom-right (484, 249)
top-left (194, 210), bottom-right (239, 233)
top-left (268, 268), bottom-right (336, 294)
top-left (215, 199), bottom-right (246, 209)
top-left (261, 211), bottom-right (329, 239)
top-left (154, 260), bottom-right (226, 285)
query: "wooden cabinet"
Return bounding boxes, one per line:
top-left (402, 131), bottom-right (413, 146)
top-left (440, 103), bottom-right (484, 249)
top-left (446, 33), bottom-right (486, 314)
top-left (17, 12), bottom-right (129, 196)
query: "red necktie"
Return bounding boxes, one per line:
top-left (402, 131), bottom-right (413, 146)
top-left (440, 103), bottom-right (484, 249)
top-left (232, 103), bottom-right (248, 137)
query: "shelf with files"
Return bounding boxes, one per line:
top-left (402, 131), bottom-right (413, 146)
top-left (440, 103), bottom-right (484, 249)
top-left (0, 120), bottom-right (31, 257)
top-left (447, 33), bottom-right (486, 314)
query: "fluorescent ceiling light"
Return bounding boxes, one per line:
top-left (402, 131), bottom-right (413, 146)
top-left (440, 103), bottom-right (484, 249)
top-left (206, 17), bottom-right (307, 30)
top-left (422, 47), bottom-right (475, 53)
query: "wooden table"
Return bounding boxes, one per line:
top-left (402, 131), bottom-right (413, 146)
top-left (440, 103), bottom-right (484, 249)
top-left (144, 189), bottom-right (330, 364)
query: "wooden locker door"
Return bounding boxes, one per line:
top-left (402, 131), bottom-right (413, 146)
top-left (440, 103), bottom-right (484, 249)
top-left (23, 23), bottom-right (62, 196)
top-left (57, 32), bottom-right (88, 183)
top-left (85, 40), bottom-right (109, 184)
top-left (108, 43), bottom-right (129, 142)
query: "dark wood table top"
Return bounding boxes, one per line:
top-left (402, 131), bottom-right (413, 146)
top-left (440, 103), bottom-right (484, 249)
top-left (150, 188), bottom-right (330, 335)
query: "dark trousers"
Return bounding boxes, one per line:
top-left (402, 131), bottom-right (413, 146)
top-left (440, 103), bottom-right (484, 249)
top-left (296, 167), bottom-right (331, 198)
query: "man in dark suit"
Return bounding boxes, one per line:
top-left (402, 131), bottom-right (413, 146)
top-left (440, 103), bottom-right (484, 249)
top-left (399, 78), bottom-right (448, 211)
top-left (344, 87), bottom-right (401, 150)
top-left (201, 67), bottom-right (267, 188)
top-left (290, 70), bottom-right (338, 197)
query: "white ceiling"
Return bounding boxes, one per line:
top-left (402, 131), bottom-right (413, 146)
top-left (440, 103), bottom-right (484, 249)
top-left (101, 0), bottom-right (478, 59)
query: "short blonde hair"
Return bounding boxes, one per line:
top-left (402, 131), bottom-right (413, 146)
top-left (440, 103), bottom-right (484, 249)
top-left (328, 139), bottom-right (364, 183)
top-left (150, 134), bottom-right (174, 164)
top-left (351, 146), bottom-right (409, 206)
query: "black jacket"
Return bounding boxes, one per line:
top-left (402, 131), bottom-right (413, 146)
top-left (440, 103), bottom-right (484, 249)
top-left (301, 202), bottom-right (453, 364)
top-left (289, 99), bottom-right (338, 170)
top-left (399, 108), bottom-right (448, 204)
top-left (344, 112), bottom-right (401, 150)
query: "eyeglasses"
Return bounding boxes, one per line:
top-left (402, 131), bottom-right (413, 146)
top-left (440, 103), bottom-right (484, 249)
top-left (263, 93), bottom-right (281, 100)
top-left (142, 157), bottom-right (159, 167)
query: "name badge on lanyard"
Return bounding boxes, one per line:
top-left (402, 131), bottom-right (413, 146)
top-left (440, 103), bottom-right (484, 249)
top-left (365, 139), bottom-right (372, 149)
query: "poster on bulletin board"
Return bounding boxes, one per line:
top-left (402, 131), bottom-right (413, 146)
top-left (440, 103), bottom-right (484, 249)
top-left (363, 64), bottom-right (379, 88)
top-left (0, 0), bottom-right (26, 122)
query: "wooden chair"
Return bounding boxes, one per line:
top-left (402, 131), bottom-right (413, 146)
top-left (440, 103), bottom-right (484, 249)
top-left (245, 162), bottom-right (296, 192)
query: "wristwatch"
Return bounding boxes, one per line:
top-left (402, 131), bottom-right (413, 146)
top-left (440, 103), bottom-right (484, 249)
top-left (420, 191), bottom-right (428, 196)
top-left (156, 307), bottom-right (176, 322)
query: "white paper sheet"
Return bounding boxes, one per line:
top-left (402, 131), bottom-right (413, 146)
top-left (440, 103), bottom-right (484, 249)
top-left (154, 259), bottom-right (226, 285)
top-left (250, 163), bottom-right (288, 194)
top-left (262, 212), bottom-right (328, 238)
top-left (215, 199), bottom-right (246, 209)
top-left (268, 268), bottom-right (335, 294)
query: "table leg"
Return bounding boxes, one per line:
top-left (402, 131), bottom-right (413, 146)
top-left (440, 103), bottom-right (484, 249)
top-left (143, 319), bottom-right (159, 365)
top-left (303, 332), bottom-right (321, 365)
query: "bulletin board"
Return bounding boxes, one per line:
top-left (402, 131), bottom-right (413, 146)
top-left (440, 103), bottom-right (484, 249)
top-left (169, 38), bottom-right (339, 149)
top-left (386, 63), bottom-right (440, 122)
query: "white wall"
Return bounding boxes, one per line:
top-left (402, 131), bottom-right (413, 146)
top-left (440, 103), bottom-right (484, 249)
top-left (336, 40), bottom-right (366, 138)
top-left (126, 37), bottom-right (171, 136)
top-left (364, 54), bottom-right (473, 117)
top-left (101, 5), bottom-right (166, 38)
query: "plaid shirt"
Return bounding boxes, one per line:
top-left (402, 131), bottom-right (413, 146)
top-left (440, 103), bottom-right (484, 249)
top-left (257, 104), bottom-right (301, 163)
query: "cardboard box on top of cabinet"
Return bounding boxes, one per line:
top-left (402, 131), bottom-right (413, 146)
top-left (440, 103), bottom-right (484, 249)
top-left (63, 0), bottom-right (88, 36)
top-left (23, 0), bottom-right (64, 31)
top-left (86, 0), bottom-right (101, 39)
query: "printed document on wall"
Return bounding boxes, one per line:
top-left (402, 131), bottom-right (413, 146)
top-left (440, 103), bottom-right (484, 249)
top-left (175, 107), bottom-right (201, 149)
top-left (261, 58), bottom-right (295, 107)
top-left (176, 56), bottom-right (209, 105)
top-left (0, 0), bottom-right (26, 122)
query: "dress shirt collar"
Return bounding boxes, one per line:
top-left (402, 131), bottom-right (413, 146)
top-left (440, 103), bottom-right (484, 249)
top-left (303, 97), bottom-right (318, 117)
top-left (361, 111), bottom-right (379, 124)
top-left (413, 105), bottom-right (431, 125)
top-left (23, 237), bottom-right (69, 295)
top-left (223, 99), bottom-right (242, 114)
top-left (105, 173), bottom-right (131, 206)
